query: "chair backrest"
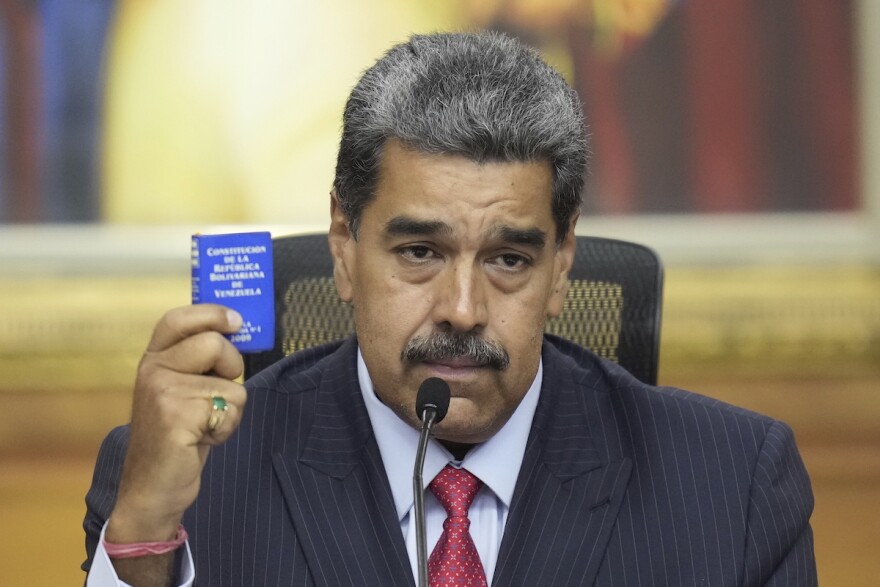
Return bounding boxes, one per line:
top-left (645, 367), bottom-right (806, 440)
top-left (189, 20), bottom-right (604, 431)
top-left (243, 233), bottom-right (664, 384)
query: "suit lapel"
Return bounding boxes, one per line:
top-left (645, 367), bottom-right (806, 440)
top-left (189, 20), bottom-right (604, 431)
top-left (270, 339), bottom-right (414, 586)
top-left (493, 341), bottom-right (632, 586)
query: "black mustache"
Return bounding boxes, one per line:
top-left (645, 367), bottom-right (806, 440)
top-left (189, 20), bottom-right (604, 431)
top-left (402, 331), bottom-right (510, 370)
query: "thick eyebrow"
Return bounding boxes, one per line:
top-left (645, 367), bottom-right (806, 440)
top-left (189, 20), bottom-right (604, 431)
top-left (492, 224), bottom-right (547, 249)
top-left (384, 216), bottom-right (547, 249)
top-left (384, 216), bottom-right (452, 237)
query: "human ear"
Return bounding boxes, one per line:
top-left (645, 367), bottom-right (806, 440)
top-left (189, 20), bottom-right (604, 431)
top-left (328, 192), bottom-right (355, 303)
top-left (546, 215), bottom-right (578, 318)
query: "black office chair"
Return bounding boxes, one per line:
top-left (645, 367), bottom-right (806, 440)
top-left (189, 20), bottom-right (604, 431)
top-left (243, 233), bottom-right (664, 385)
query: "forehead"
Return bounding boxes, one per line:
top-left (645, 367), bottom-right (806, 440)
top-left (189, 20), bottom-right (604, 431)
top-left (365, 140), bottom-right (555, 235)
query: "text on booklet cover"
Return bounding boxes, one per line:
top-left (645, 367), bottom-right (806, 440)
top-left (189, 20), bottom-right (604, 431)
top-left (191, 232), bottom-right (275, 352)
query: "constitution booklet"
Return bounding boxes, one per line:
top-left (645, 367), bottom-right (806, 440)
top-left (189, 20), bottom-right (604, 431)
top-left (191, 232), bottom-right (274, 352)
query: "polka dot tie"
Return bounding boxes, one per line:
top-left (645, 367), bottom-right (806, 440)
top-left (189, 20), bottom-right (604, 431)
top-left (427, 466), bottom-right (488, 587)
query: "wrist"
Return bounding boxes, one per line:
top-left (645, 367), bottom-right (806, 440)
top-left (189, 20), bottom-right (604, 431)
top-left (104, 524), bottom-right (188, 559)
top-left (106, 505), bottom-right (184, 544)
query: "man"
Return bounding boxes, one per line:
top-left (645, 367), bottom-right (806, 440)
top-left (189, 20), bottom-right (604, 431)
top-left (84, 32), bottom-right (817, 586)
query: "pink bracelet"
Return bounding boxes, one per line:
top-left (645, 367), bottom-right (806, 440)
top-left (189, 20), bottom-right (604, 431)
top-left (103, 525), bottom-right (189, 559)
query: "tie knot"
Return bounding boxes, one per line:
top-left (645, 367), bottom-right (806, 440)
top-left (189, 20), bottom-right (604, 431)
top-left (429, 465), bottom-right (483, 518)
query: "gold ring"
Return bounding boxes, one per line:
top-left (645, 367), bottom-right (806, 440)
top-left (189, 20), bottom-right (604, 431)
top-left (207, 394), bottom-right (229, 432)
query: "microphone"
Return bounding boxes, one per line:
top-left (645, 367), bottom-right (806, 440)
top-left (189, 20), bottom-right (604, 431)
top-left (413, 378), bottom-right (450, 587)
top-left (415, 377), bottom-right (450, 425)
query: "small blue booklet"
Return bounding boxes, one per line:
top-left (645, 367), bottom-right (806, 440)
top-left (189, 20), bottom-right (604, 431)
top-left (191, 232), bottom-right (275, 352)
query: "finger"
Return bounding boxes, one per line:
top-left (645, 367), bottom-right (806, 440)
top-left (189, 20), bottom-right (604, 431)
top-left (144, 330), bottom-right (244, 381)
top-left (202, 392), bottom-right (242, 444)
top-left (147, 304), bottom-right (242, 353)
top-left (197, 385), bottom-right (246, 445)
top-left (133, 372), bottom-right (246, 440)
top-left (191, 382), bottom-right (247, 445)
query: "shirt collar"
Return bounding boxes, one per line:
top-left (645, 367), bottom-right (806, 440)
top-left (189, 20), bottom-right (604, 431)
top-left (357, 347), bottom-right (542, 521)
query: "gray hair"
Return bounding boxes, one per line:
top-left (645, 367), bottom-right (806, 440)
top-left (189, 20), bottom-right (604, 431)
top-left (333, 31), bottom-right (588, 244)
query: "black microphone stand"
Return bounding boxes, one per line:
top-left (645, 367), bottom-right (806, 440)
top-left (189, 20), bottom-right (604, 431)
top-left (412, 378), bottom-right (450, 587)
top-left (414, 405), bottom-right (437, 587)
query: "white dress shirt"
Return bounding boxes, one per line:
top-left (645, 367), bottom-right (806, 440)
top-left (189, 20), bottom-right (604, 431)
top-left (87, 347), bottom-right (542, 586)
top-left (357, 349), bottom-right (541, 584)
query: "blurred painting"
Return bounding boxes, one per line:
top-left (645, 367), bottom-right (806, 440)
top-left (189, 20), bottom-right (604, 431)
top-left (0, 0), bottom-right (859, 224)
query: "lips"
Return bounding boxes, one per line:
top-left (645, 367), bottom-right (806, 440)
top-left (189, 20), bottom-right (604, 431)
top-left (424, 357), bottom-right (485, 369)
top-left (421, 358), bottom-right (487, 381)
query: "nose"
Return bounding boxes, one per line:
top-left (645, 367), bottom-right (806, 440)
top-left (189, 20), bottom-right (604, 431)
top-left (431, 259), bottom-right (488, 333)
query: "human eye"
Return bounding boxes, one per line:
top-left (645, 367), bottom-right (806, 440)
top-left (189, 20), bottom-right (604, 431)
top-left (397, 244), bottom-right (438, 264)
top-left (489, 252), bottom-right (531, 272)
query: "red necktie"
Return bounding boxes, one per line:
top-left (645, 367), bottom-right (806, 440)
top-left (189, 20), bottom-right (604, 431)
top-left (427, 466), bottom-right (488, 587)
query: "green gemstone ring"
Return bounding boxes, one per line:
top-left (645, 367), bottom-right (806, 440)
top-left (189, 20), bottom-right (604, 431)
top-left (207, 394), bottom-right (229, 432)
top-left (212, 395), bottom-right (228, 412)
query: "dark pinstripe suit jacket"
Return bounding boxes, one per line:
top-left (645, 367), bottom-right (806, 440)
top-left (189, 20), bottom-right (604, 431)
top-left (84, 335), bottom-right (816, 586)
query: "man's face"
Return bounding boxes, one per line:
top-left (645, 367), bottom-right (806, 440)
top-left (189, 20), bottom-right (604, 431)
top-left (329, 140), bottom-right (576, 445)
